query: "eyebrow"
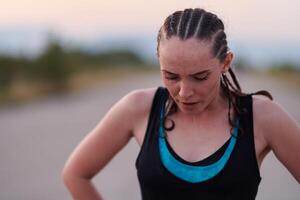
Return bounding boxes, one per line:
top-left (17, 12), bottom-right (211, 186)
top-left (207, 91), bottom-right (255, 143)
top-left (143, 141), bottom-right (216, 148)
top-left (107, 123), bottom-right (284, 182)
top-left (161, 69), bottom-right (211, 76)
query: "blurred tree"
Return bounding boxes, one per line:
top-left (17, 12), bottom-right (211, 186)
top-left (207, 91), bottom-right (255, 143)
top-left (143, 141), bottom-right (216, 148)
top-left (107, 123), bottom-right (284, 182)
top-left (0, 56), bottom-right (17, 93)
top-left (34, 39), bottom-right (73, 92)
top-left (269, 62), bottom-right (299, 73)
top-left (99, 49), bottom-right (145, 66)
top-left (0, 34), bottom-right (153, 106)
top-left (66, 48), bottom-right (146, 71)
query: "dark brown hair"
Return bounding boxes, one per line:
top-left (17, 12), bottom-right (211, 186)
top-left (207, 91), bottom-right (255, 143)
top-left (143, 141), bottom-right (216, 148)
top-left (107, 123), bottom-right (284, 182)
top-left (156, 8), bottom-right (273, 137)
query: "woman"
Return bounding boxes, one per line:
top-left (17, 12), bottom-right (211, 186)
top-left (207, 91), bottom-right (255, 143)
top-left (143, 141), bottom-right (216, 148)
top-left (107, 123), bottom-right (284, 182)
top-left (62, 8), bottom-right (300, 200)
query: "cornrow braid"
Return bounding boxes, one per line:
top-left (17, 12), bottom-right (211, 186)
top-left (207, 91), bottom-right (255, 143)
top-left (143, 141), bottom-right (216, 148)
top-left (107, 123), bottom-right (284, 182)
top-left (192, 9), bottom-right (205, 38)
top-left (157, 8), bottom-right (273, 137)
top-left (178, 9), bottom-right (193, 39)
top-left (213, 30), bottom-right (228, 62)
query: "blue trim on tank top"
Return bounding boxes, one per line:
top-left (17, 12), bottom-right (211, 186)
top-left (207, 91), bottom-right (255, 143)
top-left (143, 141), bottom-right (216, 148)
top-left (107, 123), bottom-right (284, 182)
top-left (158, 103), bottom-right (239, 183)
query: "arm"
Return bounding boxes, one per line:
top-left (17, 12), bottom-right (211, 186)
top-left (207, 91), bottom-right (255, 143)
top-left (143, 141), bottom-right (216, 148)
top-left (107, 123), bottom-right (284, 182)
top-left (256, 99), bottom-right (300, 183)
top-left (61, 90), bottom-right (142, 199)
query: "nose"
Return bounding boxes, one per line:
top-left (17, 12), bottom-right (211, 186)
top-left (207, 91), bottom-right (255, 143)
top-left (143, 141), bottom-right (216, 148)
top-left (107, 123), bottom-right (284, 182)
top-left (178, 82), bottom-right (194, 99)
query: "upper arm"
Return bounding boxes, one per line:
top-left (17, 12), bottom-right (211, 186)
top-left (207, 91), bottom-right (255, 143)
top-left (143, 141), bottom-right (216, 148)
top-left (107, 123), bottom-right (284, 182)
top-left (62, 89), bottom-right (148, 180)
top-left (256, 98), bottom-right (300, 183)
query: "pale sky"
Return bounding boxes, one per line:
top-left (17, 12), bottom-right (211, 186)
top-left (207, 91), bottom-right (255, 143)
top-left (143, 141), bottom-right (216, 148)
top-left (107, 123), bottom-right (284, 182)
top-left (1, 0), bottom-right (300, 42)
top-left (0, 0), bottom-right (300, 66)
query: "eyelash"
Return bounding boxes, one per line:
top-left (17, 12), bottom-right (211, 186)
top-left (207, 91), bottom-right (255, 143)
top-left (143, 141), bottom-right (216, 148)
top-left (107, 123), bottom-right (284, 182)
top-left (165, 76), bottom-right (208, 81)
top-left (194, 76), bottom-right (208, 81)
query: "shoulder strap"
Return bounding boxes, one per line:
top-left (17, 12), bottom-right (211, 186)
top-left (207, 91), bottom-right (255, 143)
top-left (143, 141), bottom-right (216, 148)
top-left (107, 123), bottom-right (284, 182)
top-left (237, 94), bottom-right (253, 138)
top-left (140, 86), bottom-right (168, 145)
top-left (237, 94), bottom-right (261, 178)
top-left (148, 86), bottom-right (168, 121)
top-left (135, 86), bottom-right (167, 167)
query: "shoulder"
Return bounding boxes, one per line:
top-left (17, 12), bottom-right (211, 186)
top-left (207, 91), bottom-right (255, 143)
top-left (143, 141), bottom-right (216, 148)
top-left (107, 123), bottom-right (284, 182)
top-left (252, 95), bottom-right (286, 134)
top-left (121, 87), bottom-right (160, 140)
top-left (252, 95), bottom-right (289, 128)
top-left (95, 87), bottom-right (159, 138)
top-left (251, 95), bottom-right (300, 183)
top-left (252, 94), bottom-right (300, 147)
top-left (61, 87), bottom-right (161, 179)
top-left (121, 87), bottom-right (159, 121)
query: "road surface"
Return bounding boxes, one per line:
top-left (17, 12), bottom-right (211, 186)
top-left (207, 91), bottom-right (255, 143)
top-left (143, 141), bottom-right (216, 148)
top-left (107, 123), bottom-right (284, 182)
top-left (0, 70), bottom-right (299, 200)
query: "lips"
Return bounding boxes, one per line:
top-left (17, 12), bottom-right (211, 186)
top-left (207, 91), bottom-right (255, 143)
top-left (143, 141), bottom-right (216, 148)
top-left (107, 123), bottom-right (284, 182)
top-left (180, 101), bottom-right (199, 106)
top-left (182, 102), bottom-right (197, 105)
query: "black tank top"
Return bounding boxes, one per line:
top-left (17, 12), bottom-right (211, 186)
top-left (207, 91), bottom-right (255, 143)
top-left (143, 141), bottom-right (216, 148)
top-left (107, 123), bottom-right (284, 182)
top-left (135, 86), bottom-right (262, 200)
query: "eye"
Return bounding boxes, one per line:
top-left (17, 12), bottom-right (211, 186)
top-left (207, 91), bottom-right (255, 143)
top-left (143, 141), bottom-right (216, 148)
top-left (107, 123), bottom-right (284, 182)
top-left (194, 75), bottom-right (209, 81)
top-left (163, 72), bottom-right (179, 80)
top-left (165, 76), bottom-right (178, 80)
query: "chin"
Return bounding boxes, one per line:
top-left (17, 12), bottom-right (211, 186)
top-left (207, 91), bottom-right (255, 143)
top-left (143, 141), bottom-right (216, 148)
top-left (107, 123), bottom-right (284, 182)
top-left (178, 103), bottom-right (204, 114)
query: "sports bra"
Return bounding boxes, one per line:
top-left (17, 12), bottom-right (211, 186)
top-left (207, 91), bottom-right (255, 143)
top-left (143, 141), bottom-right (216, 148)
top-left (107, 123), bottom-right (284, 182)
top-left (135, 86), bottom-right (261, 200)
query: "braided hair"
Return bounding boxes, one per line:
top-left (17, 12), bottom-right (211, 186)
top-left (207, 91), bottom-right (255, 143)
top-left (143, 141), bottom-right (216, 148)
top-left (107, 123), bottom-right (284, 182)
top-left (156, 8), bottom-right (273, 137)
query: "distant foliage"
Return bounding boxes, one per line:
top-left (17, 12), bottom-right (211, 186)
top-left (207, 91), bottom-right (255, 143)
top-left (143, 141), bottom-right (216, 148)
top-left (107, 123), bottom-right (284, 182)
top-left (267, 62), bottom-right (300, 88)
top-left (32, 40), bottom-right (72, 91)
top-left (97, 49), bottom-right (145, 66)
top-left (0, 56), bottom-right (30, 92)
top-left (67, 48), bottom-right (145, 70)
top-left (0, 39), bottom-right (147, 95)
top-left (0, 57), bottom-right (16, 92)
top-left (268, 62), bottom-right (300, 73)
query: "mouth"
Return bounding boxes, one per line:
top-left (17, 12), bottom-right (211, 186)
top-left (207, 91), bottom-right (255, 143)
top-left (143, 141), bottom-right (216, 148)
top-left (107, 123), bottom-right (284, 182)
top-left (180, 101), bottom-right (199, 106)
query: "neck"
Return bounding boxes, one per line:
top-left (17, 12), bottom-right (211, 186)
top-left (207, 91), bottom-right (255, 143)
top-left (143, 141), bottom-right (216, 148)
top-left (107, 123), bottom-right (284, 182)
top-left (206, 84), bottom-right (228, 113)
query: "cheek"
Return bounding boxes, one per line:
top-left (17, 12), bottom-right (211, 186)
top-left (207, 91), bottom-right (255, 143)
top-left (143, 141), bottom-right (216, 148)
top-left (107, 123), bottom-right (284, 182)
top-left (204, 77), bottom-right (221, 98)
top-left (162, 79), bottom-right (182, 101)
top-left (162, 79), bottom-right (178, 95)
top-left (195, 77), bottom-right (221, 97)
top-left (207, 77), bottom-right (220, 90)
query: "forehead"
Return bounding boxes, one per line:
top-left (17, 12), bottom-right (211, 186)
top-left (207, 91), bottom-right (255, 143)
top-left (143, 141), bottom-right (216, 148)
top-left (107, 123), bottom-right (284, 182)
top-left (159, 37), bottom-right (220, 73)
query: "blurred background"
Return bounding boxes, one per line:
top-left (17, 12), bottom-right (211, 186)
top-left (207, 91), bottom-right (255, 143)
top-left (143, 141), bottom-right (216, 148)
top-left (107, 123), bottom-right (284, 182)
top-left (0, 0), bottom-right (299, 199)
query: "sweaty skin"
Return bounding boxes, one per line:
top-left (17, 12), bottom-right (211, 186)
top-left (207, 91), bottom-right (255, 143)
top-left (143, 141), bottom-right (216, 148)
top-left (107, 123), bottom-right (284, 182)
top-left (62, 37), bottom-right (300, 200)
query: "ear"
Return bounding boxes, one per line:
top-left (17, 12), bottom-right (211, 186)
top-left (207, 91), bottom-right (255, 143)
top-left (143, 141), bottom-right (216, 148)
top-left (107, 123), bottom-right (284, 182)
top-left (222, 51), bottom-right (234, 73)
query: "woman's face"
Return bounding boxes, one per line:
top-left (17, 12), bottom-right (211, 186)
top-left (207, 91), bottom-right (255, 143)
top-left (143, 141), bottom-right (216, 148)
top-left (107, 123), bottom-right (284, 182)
top-left (158, 37), bottom-right (231, 115)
